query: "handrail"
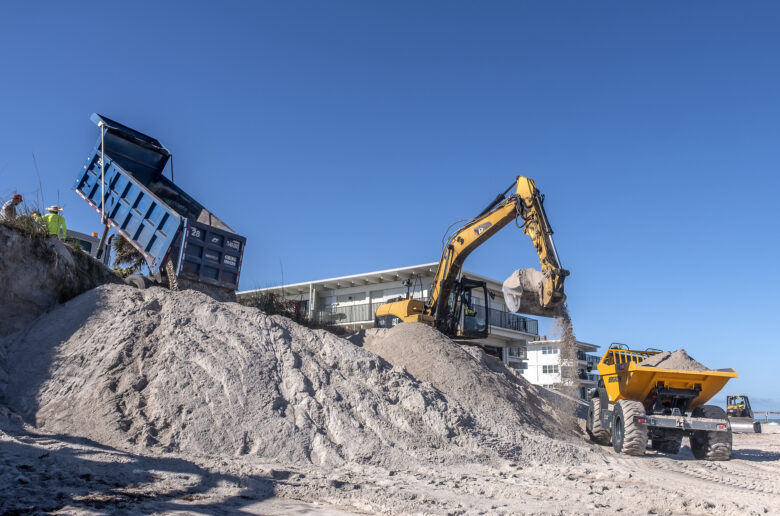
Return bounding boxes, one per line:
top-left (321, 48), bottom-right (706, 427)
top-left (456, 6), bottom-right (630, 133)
top-left (603, 348), bottom-right (660, 366)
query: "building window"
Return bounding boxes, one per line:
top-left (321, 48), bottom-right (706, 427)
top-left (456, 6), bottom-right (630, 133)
top-left (508, 345), bottom-right (525, 358)
top-left (542, 365), bottom-right (560, 374)
top-left (336, 292), bottom-right (366, 304)
top-left (541, 346), bottom-right (559, 355)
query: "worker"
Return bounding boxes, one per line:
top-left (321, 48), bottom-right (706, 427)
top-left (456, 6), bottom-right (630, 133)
top-left (31, 210), bottom-right (43, 222)
top-left (1, 194), bottom-right (23, 221)
top-left (43, 205), bottom-right (67, 239)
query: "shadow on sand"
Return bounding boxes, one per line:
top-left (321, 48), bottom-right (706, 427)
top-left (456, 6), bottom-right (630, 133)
top-left (0, 430), bottom-right (276, 515)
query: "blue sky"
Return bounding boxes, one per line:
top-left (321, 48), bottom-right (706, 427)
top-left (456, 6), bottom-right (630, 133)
top-left (1, 2), bottom-right (778, 408)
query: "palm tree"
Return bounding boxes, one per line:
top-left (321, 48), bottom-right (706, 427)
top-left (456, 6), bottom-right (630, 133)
top-left (112, 235), bottom-right (146, 274)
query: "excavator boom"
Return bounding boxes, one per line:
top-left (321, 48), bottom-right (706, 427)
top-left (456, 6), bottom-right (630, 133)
top-left (375, 175), bottom-right (568, 338)
top-left (430, 176), bottom-right (568, 322)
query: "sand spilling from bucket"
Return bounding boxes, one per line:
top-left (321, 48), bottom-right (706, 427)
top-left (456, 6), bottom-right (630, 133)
top-left (640, 349), bottom-right (710, 371)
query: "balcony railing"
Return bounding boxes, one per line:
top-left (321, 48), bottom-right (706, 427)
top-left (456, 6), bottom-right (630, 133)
top-left (578, 351), bottom-right (601, 367)
top-left (475, 304), bottom-right (538, 335)
top-left (314, 303), bottom-right (372, 324)
top-left (314, 301), bottom-right (539, 335)
top-left (578, 372), bottom-right (599, 382)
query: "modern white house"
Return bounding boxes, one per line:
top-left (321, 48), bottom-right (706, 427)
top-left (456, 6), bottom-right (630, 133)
top-left (237, 262), bottom-right (601, 399)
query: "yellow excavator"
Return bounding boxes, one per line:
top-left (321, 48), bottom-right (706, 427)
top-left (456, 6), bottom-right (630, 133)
top-left (374, 176), bottom-right (569, 339)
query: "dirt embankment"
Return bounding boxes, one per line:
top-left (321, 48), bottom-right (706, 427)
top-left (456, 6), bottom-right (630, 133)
top-left (0, 223), bottom-right (119, 338)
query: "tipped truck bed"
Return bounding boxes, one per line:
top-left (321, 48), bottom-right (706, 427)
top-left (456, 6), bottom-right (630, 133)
top-left (73, 113), bottom-right (245, 290)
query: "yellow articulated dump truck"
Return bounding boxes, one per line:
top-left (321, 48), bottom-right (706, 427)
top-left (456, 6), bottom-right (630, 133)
top-left (586, 345), bottom-right (737, 460)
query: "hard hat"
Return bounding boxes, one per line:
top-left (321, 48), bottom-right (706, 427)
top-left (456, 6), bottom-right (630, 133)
top-left (46, 205), bottom-right (63, 212)
top-left (12, 194), bottom-right (22, 201)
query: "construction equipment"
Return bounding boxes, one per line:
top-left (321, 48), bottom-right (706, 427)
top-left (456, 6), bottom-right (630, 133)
top-left (374, 176), bottom-right (568, 339)
top-left (73, 114), bottom-right (246, 298)
top-left (586, 345), bottom-right (737, 460)
top-left (726, 395), bottom-right (762, 433)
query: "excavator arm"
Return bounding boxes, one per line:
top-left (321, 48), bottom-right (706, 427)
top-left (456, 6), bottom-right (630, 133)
top-left (429, 176), bottom-right (568, 324)
top-left (374, 175), bottom-right (568, 338)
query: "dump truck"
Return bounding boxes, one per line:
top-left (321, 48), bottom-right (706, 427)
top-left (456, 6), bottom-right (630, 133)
top-left (73, 114), bottom-right (246, 299)
top-left (586, 345), bottom-right (737, 460)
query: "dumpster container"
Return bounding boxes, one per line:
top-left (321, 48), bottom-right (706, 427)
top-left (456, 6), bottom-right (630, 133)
top-left (73, 113), bottom-right (246, 292)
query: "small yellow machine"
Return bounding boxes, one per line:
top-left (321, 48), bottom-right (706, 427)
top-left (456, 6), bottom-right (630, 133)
top-left (587, 345), bottom-right (737, 460)
top-left (726, 395), bottom-right (762, 433)
top-left (374, 176), bottom-right (568, 339)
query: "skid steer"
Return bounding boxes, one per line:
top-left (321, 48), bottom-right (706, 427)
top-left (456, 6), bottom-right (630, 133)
top-left (726, 395), bottom-right (762, 433)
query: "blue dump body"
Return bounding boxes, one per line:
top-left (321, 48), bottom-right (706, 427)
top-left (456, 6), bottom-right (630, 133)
top-left (73, 114), bottom-right (246, 290)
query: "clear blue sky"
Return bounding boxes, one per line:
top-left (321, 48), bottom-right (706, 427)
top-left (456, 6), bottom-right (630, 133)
top-left (1, 2), bottom-right (778, 408)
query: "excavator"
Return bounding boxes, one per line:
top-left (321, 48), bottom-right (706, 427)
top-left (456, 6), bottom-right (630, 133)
top-left (374, 176), bottom-right (569, 339)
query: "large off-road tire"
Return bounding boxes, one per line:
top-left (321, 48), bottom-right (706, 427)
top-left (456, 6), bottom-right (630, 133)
top-left (651, 434), bottom-right (682, 454)
top-left (586, 397), bottom-right (611, 445)
top-left (611, 400), bottom-right (648, 456)
top-left (690, 405), bottom-right (732, 461)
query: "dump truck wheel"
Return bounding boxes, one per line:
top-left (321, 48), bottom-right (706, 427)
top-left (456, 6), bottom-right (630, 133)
top-left (690, 405), bottom-right (732, 461)
top-left (124, 274), bottom-right (149, 290)
top-left (586, 397), bottom-right (611, 445)
top-left (611, 400), bottom-right (648, 456)
top-left (651, 435), bottom-right (682, 454)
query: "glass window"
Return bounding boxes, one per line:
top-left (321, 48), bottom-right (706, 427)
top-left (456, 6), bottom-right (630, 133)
top-left (508, 346), bottom-right (525, 358)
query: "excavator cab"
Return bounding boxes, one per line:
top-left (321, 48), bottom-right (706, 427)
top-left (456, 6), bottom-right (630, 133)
top-left (441, 278), bottom-right (489, 339)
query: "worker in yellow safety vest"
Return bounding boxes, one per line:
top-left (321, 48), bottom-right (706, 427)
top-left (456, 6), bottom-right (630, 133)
top-left (43, 205), bottom-right (67, 239)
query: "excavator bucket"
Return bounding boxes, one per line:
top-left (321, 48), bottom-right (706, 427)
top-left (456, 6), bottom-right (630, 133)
top-left (502, 268), bottom-right (564, 318)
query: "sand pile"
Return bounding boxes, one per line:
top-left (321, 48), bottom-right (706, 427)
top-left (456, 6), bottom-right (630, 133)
top-left (0, 284), bottom-right (586, 469)
top-left (357, 323), bottom-right (586, 461)
top-left (640, 350), bottom-right (709, 371)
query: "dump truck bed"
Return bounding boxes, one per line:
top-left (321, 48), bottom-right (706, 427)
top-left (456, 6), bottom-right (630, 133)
top-left (73, 114), bottom-right (246, 290)
top-left (597, 348), bottom-right (737, 412)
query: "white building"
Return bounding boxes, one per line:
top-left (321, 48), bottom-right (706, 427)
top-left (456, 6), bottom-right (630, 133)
top-left (238, 263), bottom-right (600, 399)
top-left (522, 338), bottom-right (601, 400)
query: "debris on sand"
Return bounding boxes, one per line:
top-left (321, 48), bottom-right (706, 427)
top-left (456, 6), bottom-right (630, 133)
top-left (640, 349), bottom-right (710, 371)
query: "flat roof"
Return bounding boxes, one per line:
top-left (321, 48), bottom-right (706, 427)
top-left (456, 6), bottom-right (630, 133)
top-left (238, 262), bottom-right (508, 296)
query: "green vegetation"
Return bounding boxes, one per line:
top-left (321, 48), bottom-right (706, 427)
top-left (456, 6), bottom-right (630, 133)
top-left (239, 292), bottom-right (347, 336)
top-left (0, 211), bottom-right (48, 239)
top-left (112, 235), bottom-right (146, 276)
